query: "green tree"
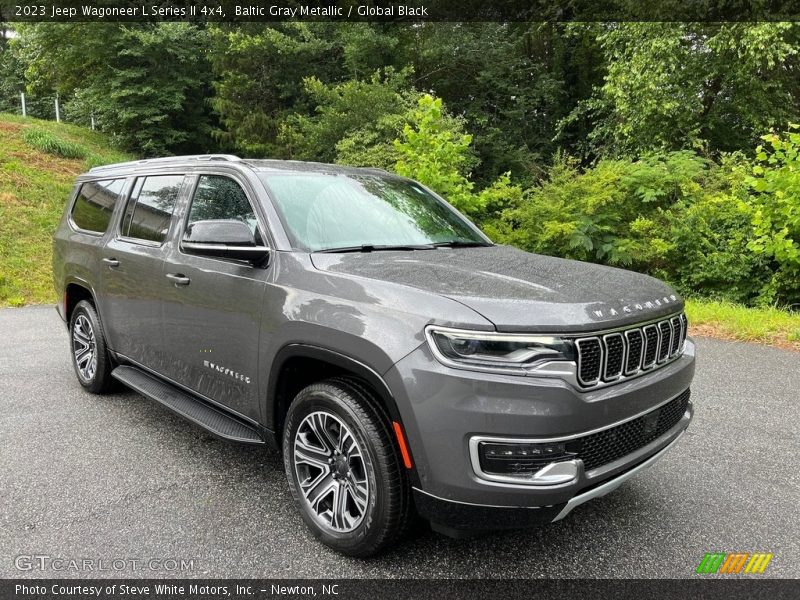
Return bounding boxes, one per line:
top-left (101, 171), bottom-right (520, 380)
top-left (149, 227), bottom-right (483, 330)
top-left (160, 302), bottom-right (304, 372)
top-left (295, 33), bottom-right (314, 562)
top-left (394, 94), bottom-right (522, 219)
top-left (568, 23), bottom-right (800, 156)
top-left (408, 23), bottom-right (603, 184)
top-left (0, 28), bottom-right (25, 114)
top-left (208, 23), bottom-right (405, 157)
top-left (280, 67), bottom-right (418, 165)
top-left (0, 27), bottom-right (56, 118)
top-left (17, 23), bottom-right (214, 155)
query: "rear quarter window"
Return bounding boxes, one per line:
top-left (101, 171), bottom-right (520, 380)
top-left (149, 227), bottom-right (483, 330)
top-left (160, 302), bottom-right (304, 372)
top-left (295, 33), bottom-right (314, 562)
top-left (70, 179), bottom-right (126, 233)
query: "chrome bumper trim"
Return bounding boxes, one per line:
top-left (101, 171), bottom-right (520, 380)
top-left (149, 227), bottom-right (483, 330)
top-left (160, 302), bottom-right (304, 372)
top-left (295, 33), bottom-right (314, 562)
top-left (550, 428), bottom-right (686, 522)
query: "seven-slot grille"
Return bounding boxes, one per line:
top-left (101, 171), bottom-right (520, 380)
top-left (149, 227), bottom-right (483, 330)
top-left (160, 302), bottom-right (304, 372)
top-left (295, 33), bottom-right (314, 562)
top-left (575, 313), bottom-right (687, 387)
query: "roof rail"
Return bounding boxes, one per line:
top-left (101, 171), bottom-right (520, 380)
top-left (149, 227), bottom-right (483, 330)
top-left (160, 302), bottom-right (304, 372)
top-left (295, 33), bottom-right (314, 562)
top-left (88, 154), bottom-right (241, 172)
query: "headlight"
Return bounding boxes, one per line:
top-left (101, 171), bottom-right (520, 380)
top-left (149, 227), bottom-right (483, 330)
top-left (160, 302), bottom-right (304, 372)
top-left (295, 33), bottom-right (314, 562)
top-left (425, 326), bottom-right (576, 373)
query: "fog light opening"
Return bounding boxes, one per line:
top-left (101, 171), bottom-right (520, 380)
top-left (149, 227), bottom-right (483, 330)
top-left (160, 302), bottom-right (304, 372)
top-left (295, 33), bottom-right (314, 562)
top-left (478, 441), bottom-right (578, 483)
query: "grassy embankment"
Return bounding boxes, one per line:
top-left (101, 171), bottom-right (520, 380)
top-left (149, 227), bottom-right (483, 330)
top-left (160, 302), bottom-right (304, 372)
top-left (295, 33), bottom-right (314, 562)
top-left (0, 113), bottom-right (131, 306)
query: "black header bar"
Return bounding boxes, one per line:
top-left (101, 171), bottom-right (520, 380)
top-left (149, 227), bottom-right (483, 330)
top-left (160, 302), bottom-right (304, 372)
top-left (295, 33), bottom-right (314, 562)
top-left (4, 1), bottom-right (800, 22)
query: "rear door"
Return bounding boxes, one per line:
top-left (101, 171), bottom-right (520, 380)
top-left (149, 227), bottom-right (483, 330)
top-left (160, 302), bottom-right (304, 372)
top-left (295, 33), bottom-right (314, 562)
top-left (99, 173), bottom-right (186, 370)
top-left (56, 177), bottom-right (127, 320)
top-left (160, 171), bottom-right (270, 421)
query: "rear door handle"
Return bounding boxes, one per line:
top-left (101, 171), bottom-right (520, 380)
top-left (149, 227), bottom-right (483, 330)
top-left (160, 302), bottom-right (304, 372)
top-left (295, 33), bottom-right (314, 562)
top-left (165, 273), bottom-right (191, 286)
top-left (102, 258), bottom-right (120, 267)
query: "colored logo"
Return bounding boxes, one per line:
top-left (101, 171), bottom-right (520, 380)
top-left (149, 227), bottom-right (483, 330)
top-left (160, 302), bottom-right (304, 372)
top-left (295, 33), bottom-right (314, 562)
top-left (696, 552), bottom-right (773, 574)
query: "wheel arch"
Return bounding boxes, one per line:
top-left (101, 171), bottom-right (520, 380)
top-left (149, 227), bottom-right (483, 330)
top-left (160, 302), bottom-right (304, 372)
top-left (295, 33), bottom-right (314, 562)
top-left (64, 278), bottom-right (98, 323)
top-left (266, 344), bottom-right (403, 440)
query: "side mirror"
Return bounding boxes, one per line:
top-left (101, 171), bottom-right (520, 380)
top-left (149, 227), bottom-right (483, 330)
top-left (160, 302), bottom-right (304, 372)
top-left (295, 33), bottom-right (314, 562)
top-left (181, 219), bottom-right (270, 264)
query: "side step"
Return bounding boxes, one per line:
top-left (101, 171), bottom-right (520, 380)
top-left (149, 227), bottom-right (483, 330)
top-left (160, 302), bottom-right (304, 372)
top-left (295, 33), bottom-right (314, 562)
top-left (112, 365), bottom-right (264, 444)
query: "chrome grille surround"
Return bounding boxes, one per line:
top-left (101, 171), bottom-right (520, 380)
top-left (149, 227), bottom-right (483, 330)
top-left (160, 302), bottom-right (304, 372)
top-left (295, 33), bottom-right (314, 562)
top-left (575, 312), bottom-right (688, 388)
top-left (657, 320), bottom-right (672, 363)
top-left (669, 316), bottom-right (683, 356)
top-left (602, 333), bottom-right (625, 381)
top-left (642, 324), bottom-right (659, 369)
top-left (623, 328), bottom-right (643, 375)
top-left (575, 338), bottom-right (602, 387)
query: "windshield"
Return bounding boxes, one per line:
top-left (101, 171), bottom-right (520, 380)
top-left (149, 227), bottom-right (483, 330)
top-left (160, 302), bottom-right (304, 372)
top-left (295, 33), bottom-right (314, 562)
top-left (258, 172), bottom-right (490, 252)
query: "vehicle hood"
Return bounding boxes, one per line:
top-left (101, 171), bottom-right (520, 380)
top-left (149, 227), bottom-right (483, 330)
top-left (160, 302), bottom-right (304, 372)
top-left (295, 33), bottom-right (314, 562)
top-left (310, 245), bottom-right (683, 333)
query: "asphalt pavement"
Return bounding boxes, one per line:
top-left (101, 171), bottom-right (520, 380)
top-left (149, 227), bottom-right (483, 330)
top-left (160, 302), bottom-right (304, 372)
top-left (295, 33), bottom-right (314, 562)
top-left (1, 305), bottom-right (797, 578)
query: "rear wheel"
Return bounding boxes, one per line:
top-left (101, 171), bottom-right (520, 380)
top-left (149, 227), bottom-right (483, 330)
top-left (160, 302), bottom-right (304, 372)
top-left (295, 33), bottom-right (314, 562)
top-left (69, 300), bottom-right (115, 394)
top-left (283, 379), bottom-right (412, 557)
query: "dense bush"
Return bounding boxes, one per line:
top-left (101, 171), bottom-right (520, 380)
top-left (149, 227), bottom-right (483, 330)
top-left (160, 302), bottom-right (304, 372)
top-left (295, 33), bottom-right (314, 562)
top-left (667, 156), bottom-right (772, 304)
top-left (486, 141), bottom-right (797, 307)
top-left (486, 152), bottom-right (706, 273)
top-left (747, 127), bottom-right (800, 304)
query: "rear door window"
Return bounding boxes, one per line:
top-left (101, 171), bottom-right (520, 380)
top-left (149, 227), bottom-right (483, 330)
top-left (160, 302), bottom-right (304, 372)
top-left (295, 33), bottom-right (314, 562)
top-left (70, 179), bottom-right (126, 233)
top-left (120, 175), bottom-right (184, 243)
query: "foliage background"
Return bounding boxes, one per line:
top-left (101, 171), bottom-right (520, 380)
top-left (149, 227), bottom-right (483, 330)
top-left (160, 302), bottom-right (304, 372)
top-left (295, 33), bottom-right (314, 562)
top-left (1, 22), bottom-right (799, 308)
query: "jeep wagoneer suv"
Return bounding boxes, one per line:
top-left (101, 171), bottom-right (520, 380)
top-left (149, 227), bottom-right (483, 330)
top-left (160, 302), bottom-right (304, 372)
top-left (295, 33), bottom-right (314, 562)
top-left (53, 155), bottom-right (695, 556)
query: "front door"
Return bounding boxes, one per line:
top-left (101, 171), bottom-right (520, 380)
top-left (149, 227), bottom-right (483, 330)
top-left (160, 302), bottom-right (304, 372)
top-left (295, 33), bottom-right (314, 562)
top-left (160, 173), bottom-right (270, 421)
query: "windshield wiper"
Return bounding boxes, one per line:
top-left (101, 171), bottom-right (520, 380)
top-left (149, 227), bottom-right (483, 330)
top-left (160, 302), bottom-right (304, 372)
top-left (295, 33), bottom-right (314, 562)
top-left (432, 240), bottom-right (493, 248)
top-left (316, 244), bottom-right (436, 253)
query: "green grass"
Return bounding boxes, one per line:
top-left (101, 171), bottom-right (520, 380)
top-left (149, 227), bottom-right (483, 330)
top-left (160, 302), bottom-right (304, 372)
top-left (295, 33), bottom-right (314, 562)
top-left (23, 127), bottom-right (89, 159)
top-left (685, 298), bottom-right (800, 350)
top-left (0, 113), bottom-right (132, 306)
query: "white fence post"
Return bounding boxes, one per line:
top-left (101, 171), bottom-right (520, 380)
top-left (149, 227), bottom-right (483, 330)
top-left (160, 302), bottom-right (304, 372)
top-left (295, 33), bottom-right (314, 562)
top-left (55, 95), bottom-right (60, 122)
top-left (20, 92), bottom-right (26, 117)
top-left (91, 113), bottom-right (95, 131)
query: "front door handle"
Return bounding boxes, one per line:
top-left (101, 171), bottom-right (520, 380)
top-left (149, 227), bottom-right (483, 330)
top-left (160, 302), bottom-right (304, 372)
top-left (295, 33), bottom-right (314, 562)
top-left (102, 257), bottom-right (120, 267)
top-left (165, 273), bottom-right (191, 286)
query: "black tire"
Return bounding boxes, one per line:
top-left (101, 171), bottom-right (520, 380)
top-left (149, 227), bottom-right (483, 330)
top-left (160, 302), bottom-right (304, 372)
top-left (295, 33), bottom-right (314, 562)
top-left (283, 378), bottom-right (412, 557)
top-left (69, 300), bottom-right (115, 394)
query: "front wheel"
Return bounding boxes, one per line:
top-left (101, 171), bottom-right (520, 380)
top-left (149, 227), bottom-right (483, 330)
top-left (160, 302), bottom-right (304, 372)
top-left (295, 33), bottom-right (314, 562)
top-left (283, 379), bottom-right (412, 557)
top-left (69, 300), bottom-right (115, 394)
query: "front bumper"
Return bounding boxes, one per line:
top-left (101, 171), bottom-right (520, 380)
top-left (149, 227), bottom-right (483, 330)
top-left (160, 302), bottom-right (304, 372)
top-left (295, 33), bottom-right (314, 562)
top-left (413, 417), bottom-right (690, 535)
top-left (384, 339), bottom-right (695, 532)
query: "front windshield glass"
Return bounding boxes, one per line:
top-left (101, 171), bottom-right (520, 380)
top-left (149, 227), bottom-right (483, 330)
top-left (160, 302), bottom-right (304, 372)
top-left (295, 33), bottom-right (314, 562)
top-left (258, 172), bottom-right (489, 252)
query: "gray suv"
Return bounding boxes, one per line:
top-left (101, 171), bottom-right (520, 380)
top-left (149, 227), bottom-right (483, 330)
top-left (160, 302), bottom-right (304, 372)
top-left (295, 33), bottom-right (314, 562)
top-left (53, 155), bottom-right (695, 556)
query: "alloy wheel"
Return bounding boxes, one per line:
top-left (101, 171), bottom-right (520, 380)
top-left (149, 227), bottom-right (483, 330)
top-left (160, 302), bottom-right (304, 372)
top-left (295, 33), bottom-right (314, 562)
top-left (293, 411), bottom-right (370, 533)
top-left (72, 314), bottom-right (97, 382)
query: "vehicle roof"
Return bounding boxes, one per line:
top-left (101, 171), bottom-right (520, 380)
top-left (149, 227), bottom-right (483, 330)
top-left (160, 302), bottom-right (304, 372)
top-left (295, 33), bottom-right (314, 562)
top-left (83, 154), bottom-right (392, 178)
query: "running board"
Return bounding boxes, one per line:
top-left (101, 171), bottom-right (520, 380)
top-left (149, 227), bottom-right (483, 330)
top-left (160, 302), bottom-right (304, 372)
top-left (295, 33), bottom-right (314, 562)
top-left (111, 365), bottom-right (264, 444)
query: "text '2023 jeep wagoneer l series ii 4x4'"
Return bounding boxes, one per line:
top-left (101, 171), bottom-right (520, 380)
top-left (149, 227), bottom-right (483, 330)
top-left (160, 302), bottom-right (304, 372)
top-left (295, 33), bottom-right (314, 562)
top-left (53, 155), bottom-right (695, 556)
